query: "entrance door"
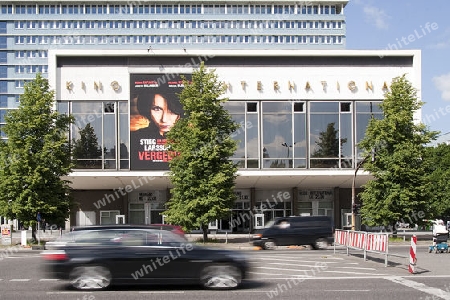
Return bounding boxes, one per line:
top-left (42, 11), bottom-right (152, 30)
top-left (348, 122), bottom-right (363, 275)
top-left (129, 203), bottom-right (164, 225)
top-left (116, 215), bottom-right (125, 224)
top-left (76, 211), bottom-right (96, 226)
top-left (208, 220), bottom-right (218, 232)
top-left (298, 201), bottom-right (333, 217)
top-left (254, 214), bottom-right (264, 229)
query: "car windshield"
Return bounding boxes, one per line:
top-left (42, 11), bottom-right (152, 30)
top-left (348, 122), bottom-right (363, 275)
top-left (264, 220), bottom-right (275, 228)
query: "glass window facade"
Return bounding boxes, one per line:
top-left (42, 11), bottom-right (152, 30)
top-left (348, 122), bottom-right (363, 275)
top-left (61, 98), bottom-right (381, 171)
top-left (59, 101), bottom-right (129, 170)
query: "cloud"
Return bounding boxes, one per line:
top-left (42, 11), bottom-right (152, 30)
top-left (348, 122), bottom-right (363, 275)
top-left (429, 27), bottom-right (450, 49)
top-left (363, 5), bottom-right (390, 30)
top-left (433, 73), bottom-right (450, 101)
top-left (429, 41), bottom-right (450, 49)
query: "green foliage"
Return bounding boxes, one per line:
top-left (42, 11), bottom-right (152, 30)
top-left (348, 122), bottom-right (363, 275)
top-left (424, 143), bottom-right (450, 217)
top-left (358, 75), bottom-right (438, 227)
top-left (0, 74), bottom-right (74, 229)
top-left (164, 62), bottom-right (239, 237)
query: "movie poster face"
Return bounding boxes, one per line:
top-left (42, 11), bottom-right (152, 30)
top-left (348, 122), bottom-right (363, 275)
top-left (130, 74), bottom-right (187, 170)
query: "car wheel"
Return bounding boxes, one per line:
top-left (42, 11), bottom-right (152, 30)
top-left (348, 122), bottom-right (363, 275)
top-left (200, 264), bottom-right (242, 290)
top-left (69, 265), bottom-right (112, 290)
top-left (263, 240), bottom-right (276, 250)
top-left (313, 238), bottom-right (329, 250)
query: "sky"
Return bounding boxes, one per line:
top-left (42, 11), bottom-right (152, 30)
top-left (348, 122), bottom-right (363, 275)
top-left (345, 0), bottom-right (450, 138)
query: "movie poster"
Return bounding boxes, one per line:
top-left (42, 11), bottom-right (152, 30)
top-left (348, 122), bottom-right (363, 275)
top-left (130, 74), bottom-right (188, 170)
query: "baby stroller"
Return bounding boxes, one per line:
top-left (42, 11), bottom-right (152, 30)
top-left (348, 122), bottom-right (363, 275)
top-left (428, 219), bottom-right (449, 253)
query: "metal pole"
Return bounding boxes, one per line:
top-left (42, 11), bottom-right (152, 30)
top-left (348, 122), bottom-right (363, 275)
top-left (352, 153), bottom-right (369, 231)
top-left (351, 169), bottom-right (357, 231)
top-left (37, 222), bottom-right (40, 245)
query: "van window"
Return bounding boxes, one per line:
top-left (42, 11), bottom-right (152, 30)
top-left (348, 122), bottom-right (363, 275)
top-left (275, 220), bottom-right (290, 228)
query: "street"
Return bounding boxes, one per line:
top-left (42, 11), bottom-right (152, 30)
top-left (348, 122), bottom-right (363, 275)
top-left (1, 245), bottom-right (450, 300)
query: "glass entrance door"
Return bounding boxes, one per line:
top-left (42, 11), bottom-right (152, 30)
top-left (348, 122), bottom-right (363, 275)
top-left (298, 201), bottom-right (333, 217)
top-left (129, 202), bottom-right (165, 224)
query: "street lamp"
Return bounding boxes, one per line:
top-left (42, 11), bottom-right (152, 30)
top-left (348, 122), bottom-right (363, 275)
top-left (351, 160), bottom-right (364, 231)
top-left (281, 142), bottom-right (297, 168)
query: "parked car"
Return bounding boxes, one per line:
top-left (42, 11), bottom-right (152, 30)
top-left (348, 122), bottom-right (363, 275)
top-left (252, 216), bottom-right (334, 250)
top-left (42, 225), bottom-right (248, 290)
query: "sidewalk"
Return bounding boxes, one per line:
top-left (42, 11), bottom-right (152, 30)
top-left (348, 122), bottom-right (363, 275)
top-left (184, 233), bottom-right (256, 250)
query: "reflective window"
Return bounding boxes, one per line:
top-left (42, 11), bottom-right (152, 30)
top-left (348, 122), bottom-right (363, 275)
top-left (1, 5), bottom-right (13, 14)
top-left (68, 101), bottom-right (128, 170)
top-left (0, 95), bottom-right (7, 107)
top-left (309, 102), bottom-right (340, 168)
top-left (293, 102), bottom-right (306, 168)
top-left (262, 102), bottom-right (292, 169)
top-left (355, 101), bottom-right (382, 158)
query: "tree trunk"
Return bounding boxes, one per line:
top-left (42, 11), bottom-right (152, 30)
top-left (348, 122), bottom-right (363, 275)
top-left (202, 224), bottom-right (208, 243)
top-left (392, 221), bottom-right (398, 238)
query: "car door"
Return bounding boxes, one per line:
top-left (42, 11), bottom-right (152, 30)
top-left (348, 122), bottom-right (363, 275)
top-left (108, 229), bottom-right (167, 281)
top-left (270, 219), bottom-right (293, 246)
top-left (118, 229), bottom-right (194, 282)
top-left (143, 230), bottom-right (197, 280)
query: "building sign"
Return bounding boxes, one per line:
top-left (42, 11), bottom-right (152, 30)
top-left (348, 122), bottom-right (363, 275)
top-left (129, 74), bottom-right (189, 170)
top-left (138, 191), bottom-right (162, 202)
top-left (235, 190), bottom-right (250, 201)
top-left (298, 190), bottom-right (334, 201)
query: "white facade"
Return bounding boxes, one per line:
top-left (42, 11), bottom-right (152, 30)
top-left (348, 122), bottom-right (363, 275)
top-left (48, 49), bottom-right (421, 230)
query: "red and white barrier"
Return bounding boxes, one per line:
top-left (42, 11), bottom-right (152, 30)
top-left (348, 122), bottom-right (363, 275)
top-left (348, 231), bottom-right (366, 249)
top-left (334, 229), bottom-right (390, 266)
top-left (334, 230), bottom-right (348, 246)
top-left (409, 235), bottom-right (417, 274)
top-left (366, 233), bottom-right (388, 252)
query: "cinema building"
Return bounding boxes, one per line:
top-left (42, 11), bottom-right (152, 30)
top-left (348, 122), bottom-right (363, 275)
top-left (0, 0), bottom-right (422, 232)
top-left (47, 48), bottom-right (421, 232)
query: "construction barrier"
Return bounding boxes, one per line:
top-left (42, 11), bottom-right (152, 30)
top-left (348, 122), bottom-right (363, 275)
top-left (334, 229), bottom-right (348, 246)
top-left (334, 229), bottom-right (389, 267)
top-left (409, 235), bottom-right (417, 274)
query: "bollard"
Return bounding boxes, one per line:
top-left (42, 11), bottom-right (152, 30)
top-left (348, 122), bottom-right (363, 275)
top-left (409, 235), bottom-right (417, 274)
top-left (225, 231), bottom-right (228, 244)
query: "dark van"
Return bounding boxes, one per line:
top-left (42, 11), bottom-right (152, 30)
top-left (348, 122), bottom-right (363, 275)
top-left (252, 216), bottom-right (334, 250)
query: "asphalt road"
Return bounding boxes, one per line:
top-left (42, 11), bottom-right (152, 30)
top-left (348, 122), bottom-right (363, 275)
top-left (1, 245), bottom-right (450, 300)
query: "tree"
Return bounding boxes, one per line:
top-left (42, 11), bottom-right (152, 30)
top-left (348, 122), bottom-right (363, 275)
top-left (424, 143), bottom-right (450, 218)
top-left (358, 75), bottom-right (438, 231)
top-left (72, 123), bottom-right (102, 169)
top-left (164, 62), bottom-right (239, 241)
top-left (0, 74), bottom-right (74, 242)
top-left (311, 122), bottom-right (347, 167)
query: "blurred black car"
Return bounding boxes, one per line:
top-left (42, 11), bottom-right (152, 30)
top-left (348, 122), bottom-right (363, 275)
top-left (252, 216), bottom-right (334, 250)
top-left (42, 225), bottom-right (248, 290)
top-left (71, 224), bottom-right (187, 239)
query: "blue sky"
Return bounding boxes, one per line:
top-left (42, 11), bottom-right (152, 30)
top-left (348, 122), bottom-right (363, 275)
top-left (345, 0), bottom-right (450, 137)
